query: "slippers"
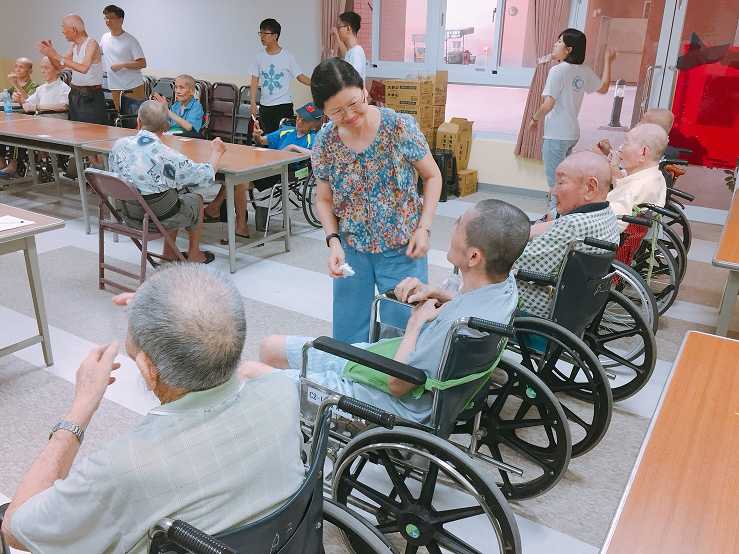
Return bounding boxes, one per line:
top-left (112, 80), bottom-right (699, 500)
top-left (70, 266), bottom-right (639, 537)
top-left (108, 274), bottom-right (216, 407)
top-left (220, 232), bottom-right (251, 245)
top-left (179, 251), bottom-right (216, 264)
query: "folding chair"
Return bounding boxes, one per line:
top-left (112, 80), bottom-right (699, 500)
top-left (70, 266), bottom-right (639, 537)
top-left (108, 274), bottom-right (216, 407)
top-left (85, 168), bottom-right (186, 293)
top-left (207, 82), bottom-right (238, 142)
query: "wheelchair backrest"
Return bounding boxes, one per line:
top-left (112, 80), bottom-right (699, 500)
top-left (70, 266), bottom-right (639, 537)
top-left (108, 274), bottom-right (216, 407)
top-left (551, 248), bottom-right (614, 337)
top-left (616, 222), bottom-right (649, 266)
top-left (431, 329), bottom-right (507, 438)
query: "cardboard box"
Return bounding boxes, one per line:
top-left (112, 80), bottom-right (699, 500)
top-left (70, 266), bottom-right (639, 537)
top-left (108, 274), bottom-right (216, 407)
top-left (433, 70), bottom-right (448, 106)
top-left (386, 99), bottom-right (434, 128)
top-left (436, 117), bottom-right (474, 170)
top-left (457, 169), bottom-right (478, 197)
top-left (432, 105), bottom-right (446, 128)
top-left (385, 77), bottom-right (434, 104)
top-left (421, 126), bottom-right (435, 150)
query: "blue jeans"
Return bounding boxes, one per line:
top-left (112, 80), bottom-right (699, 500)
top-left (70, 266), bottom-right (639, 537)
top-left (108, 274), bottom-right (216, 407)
top-left (542, 138), bottom-right (578, 212)
top-left (333, 242), bottom-right (428, 343)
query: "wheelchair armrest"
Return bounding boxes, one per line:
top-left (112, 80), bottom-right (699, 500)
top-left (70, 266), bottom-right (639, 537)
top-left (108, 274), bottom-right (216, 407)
top-left (312, 336), bottom-right (427, 386)
top-left (154, 518), bottom-right (236, 554)
top-left (639, 203), bottom-right (679, 218)
top-left (515, 269), bottom-right (558, 286)
top-left (667, 187), bottom-right (695, 202)
top-left (467, 317), bottom-right (515, 338)
top-left (583, 237), bottom-right (618, 252)
top-left (620, 215), bottom-right (652, 227)
top-left (660, 158), bottom-right (689, 167)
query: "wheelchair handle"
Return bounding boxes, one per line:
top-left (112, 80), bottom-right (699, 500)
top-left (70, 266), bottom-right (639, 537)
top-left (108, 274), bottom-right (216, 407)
top-left (165, 519), bottom-right (237, 554)
top-left (660, 158), bottom-right (689, 167)
top-left (583, 237), bottom-right (618, 252)
top-left (515, 269), bottom-right (558, 286)
top-left (667, 187), bottom-right (695, 202)
top-left (467, 317), bottom-right (515, 338)
top-left (338, 396), bottom-right (396, 429)
top-left (620, 215), bottom-right (652, 227)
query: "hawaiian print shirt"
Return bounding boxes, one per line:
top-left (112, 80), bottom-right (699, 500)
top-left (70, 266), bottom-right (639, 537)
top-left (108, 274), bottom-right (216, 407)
top-left (109, 130), bottom-right (215, 195)
top-left (311, 107), bottom-right (429, 253)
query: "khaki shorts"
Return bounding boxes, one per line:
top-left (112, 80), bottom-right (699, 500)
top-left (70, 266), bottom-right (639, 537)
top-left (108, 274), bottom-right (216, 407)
top-left (120, 191), bottom-right (201, 232)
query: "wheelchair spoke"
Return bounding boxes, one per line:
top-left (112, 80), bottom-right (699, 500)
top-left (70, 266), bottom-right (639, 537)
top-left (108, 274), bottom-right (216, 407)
top-left (496, 417), bottom-right (553, 431)
top-left (429, 505), bottom-right (485, 526)
top-left (419, 464), bottom-right (440, 506)
top-left (597, 327), bottom-right (640, 342)
top-left (376, 520), bottom-right (402, 534)
top-left (435, 528), bottom-right (484, 554)
top-left (342, 476), bottom-right (403, 512)
top-left (595, 348), bottom-right (645, 373)
top-left (561, 404), bottom-right (591, 432)
top-left (404, 544), bottom-right (420, 554)
top-left (487, 376), bottom-right (516, 417)
top-left (377, 451), bottom-right (414, 505)
top-left (496, 433), bottom-right (557, 472)
top-left (426, 544), bottom-right (443, 554)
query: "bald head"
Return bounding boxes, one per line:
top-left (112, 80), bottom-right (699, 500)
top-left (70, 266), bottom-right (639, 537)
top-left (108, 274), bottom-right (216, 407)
top-left (553, 151), bottom-right (612, 214)
top-left (561, 151), bottom-right (612, 195)
top-left (619, 123), bottom-right (668, 174)
top-left (137, 100), bottom-right (170, 134)
top-left (62, 14), bottom-right (86, 32)
top-left (641, 108), bottom-right (674, 134)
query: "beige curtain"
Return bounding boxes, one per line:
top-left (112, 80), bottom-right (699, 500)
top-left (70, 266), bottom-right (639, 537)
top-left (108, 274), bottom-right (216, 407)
top-left (514, 0), bottom-right (571, 160)
top-left (321, 0), bottom-right (348, 60)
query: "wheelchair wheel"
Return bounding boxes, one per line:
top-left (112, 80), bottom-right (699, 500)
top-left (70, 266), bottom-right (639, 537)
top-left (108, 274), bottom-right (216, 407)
top-left (665, 200), bottom-right (692, 252)
top-left (507, 317), bottom-right (612, 457)
top-left (632, 239), bottom-right (680, 315)
top-left (301, 175), bottom-right (322, 228)
top-left (472, 358), bottom-right (571, 500)
top-left (610, 260), bottom-right (659, 334)
top-left (332, 426), bottom-right (521, 554)
top-left (584, 289), bottom-right (657, 402)
top-left (657, 222), bottom-right (688, 283)
top-left (324, 499), bottom-right (395, 554)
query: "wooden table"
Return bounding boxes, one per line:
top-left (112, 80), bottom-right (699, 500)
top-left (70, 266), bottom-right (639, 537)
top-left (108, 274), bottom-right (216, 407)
top-left (83, 134), bottom-right (308, 273)
top-left (713, 190), bottom-right (739, 336)
top-left (0, 203), bottom-right (64, 365)
top-left (0, 116), bottom-right (135, 234)
top-left (602, 331), bottom-right (739, 554)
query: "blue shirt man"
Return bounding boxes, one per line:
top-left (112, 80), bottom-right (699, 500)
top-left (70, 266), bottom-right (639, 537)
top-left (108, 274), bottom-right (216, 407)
top-left (170, 96), bottom-right (204, 134)
top-left (254, 101), bottom-right (323, 152)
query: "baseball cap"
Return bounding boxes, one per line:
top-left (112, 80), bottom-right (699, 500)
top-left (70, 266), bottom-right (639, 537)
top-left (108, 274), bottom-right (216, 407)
top-left (296, 102), bottom-right (323, 120)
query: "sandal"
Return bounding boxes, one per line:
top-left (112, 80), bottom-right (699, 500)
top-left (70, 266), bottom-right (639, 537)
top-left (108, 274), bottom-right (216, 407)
top-left (203, 212), bottom-right (221, 223)
top-left (220, 231), bottom-right (251, 244)
top-left (179, 251), bottom-right (216, 264)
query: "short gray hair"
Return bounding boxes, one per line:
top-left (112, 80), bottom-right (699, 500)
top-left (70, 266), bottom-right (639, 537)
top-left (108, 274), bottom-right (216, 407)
top-left (465, 199), bottom-right (530, 278)
top-left (629, 123), bottom-right (668, 161)
top-left (137, 100), bottom-right (169, 133)
top-left (62, 14), bottom-right (86, 32)
top-left (128, 264), bottom-right (246, 391)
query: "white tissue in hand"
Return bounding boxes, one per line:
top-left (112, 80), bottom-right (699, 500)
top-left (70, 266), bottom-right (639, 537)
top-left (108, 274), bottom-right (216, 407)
top-left (339, 263), bottom-right (355, 277)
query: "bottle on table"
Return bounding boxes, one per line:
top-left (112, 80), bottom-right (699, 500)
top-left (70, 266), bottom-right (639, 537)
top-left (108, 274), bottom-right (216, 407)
top-left (1, 91), bottom-right (12, 113)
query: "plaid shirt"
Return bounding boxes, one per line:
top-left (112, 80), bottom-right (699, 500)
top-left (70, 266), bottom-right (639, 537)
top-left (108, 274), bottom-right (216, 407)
top-left (516, 202), bottom-right (620, 317)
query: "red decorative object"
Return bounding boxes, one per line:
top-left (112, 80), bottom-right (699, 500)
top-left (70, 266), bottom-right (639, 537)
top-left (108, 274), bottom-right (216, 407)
top-left (670, 34), bottom-right (739, 170)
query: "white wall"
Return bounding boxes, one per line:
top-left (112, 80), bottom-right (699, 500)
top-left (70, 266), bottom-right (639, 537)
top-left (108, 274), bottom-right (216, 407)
top-left (0, 0), bottom-right (321, 95)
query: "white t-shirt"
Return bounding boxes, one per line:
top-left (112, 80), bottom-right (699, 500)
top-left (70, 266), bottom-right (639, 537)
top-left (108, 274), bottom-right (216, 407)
top-left (249, 49), bottom-right (303, 106)
top-left (542, 62), bottom-right (600, 140)
top-left (344, 44), bottom-right (367, 81)
top-left (25, 79), bottom-right (70, 107)
top-left (100, 31), bottom-right (145, 91)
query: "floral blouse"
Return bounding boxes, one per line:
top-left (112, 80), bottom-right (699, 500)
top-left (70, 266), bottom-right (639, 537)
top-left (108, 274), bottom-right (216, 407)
top-left (311, 107), bottom-right (429, 253)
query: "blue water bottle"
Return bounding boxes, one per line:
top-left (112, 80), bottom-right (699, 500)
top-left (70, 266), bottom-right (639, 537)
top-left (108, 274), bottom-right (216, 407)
top-left (2, 91), bottom-right (12, 113)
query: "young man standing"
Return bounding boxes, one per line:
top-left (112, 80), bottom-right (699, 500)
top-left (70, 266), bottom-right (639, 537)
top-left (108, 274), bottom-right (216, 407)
top-left (333, 11), bottom-right (366, 81)
top-left (249, 18), bottom-right (311, 134)
top-left (100, 4), bottom-right (147, 111)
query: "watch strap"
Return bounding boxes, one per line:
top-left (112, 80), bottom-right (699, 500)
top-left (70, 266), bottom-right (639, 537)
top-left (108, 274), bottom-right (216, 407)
top-left (325, 233), bottom-right (341, 248)
top-left (49, 419), bottom-right (85, 444)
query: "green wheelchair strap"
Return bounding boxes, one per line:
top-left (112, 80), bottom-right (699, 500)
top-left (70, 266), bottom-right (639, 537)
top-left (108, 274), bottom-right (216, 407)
top-left (646, 213), bottom-right (661, 285)
top-left (420, 338), bottom-right (508, 409)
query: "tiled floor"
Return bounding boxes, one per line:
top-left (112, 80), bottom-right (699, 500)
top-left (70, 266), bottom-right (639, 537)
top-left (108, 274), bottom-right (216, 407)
top-left (0, 177), bottom-right (736, 553)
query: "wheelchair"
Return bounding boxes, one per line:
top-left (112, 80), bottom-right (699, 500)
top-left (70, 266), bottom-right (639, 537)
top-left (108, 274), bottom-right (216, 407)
top-left (293, 299), bottom-right (576, 551)
top-left (513, 237), bottom-right (656, 421)
top-left (145, 406), bottom-right (394, 554)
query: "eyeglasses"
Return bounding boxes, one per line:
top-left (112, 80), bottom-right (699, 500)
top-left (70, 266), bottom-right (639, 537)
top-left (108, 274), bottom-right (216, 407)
top-left (326, 95), bottom-right (366, 120)
top-left (257, 31), bottom-right (276, 37)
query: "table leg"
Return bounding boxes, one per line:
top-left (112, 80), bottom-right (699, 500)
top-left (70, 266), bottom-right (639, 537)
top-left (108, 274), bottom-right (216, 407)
top-left (23, 236), bottom-right (53, 366)
top-left (51, 154), bottom-right (61, 197)
top-left (27, 149), bottom-right (39, 185)
top-left (74, 146), bottom-right (91, 234)
top-left (225, 176), bottom-right (236, 273)
top-left (281, 164), bottom-right (290, 252)
top-left (716, 270), bottom-right (739, 336)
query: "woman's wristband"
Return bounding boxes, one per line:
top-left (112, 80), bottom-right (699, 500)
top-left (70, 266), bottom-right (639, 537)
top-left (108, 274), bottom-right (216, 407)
top-left (325, 233), bottom-right (341, 248)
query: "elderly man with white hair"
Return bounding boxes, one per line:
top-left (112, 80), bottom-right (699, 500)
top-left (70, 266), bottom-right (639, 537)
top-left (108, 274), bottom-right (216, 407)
top-left (519, 151), bottom-right (620, 317)
top-left (607, 122), bottom-right (668, 231)
top-left (109, 100), bottom-right (225, 264)
top-left (1, 264), bottom-right (305, 553)
top-left (38, 14), bottom-right (107, 125)
top-left (0, 58), bottom-right (37, 178)
top-left (20, 57), bottom-right (70, 115)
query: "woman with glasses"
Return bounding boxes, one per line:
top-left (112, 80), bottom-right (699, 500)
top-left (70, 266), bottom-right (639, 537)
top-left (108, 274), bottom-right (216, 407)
top-left (310, 58), bottom-right (442, 343)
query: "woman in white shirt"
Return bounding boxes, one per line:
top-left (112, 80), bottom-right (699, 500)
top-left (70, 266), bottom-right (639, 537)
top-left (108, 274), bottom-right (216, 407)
top-left (529, 28), bottom-right (615, 213)
top-left (21, 57), bottom-right (71, 115)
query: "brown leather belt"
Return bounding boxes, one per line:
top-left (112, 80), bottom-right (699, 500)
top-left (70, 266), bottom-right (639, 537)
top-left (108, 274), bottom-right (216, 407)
top-left (70, 84), bottom-right (102, 91)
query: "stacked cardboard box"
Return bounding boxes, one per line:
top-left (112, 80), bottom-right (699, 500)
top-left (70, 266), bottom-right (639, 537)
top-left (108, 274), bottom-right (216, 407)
top-left (457, 169), bottom-right (478, 197)
top-left (436, 117), bottom-right (474, 170)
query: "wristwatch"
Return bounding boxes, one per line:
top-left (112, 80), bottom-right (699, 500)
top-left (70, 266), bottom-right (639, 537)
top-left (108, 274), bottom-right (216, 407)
top-left (325, 233), bottom-right (341, 248)
top-left (49, 419), bottom-right (85, 444)
top-left (59, 59), bottom-right (65, 68)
